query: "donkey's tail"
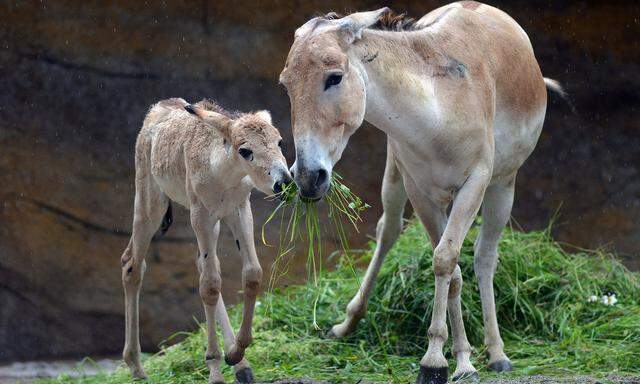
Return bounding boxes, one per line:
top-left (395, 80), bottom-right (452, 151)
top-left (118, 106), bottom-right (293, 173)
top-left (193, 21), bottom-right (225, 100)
top-left (544, 78), bottom-right (566, 98)
top-left (544, 77), bottom-right (576, 113)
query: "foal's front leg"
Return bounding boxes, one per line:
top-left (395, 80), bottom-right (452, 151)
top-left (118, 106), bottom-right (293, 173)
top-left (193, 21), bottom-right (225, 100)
top-left (191, 206), bottom-right (225, 384)
top-left (413, 167), bottom-right (490, 384)
top-left (216, 296), bottom-right (254, 383)
top-left (222, 198), bottom-right (263, 365)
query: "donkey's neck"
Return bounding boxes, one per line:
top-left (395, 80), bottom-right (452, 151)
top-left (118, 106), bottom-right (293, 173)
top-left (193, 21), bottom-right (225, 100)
top-left (351, 29), bottom-right (444, 141)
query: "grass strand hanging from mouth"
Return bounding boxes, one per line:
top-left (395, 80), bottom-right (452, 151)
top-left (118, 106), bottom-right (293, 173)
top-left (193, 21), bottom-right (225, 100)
top-left (261, 172), bottom-right (370, 328)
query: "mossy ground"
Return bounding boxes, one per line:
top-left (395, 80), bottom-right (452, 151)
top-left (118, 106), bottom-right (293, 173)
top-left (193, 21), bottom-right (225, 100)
top-left (41, 219), bottom-right (640, 383)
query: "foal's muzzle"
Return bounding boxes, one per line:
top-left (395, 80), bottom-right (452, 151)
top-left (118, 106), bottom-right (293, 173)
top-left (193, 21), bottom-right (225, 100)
top-left (272, 171), bottom-right (293, 196)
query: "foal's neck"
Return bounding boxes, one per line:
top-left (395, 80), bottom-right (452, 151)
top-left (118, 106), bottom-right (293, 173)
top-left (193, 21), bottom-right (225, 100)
top-left (209, 147), bottom-right (247, 188)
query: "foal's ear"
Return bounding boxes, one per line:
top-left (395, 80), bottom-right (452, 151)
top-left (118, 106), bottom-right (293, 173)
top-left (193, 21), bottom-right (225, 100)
top-left (185, 104), bottom-right (233, 140)
top-left (339, 7), bottom-right (390, 43)
top-left (255, 110), bottom-right (272, 125)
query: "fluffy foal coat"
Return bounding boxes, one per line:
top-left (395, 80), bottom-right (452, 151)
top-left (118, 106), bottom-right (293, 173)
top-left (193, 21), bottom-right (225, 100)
top-left (120, 98), bottom-right (290, 384)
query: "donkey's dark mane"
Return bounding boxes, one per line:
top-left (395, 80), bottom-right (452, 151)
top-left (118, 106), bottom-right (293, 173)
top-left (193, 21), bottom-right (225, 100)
top-left (321, 10), bottom-right (419, 32)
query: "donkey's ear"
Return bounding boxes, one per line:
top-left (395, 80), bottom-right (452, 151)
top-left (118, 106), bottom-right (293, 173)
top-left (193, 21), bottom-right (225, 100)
top-left (255, 110), bottom-right (272, 125)
top-left (339, 7), bottom-right (390, 43)
top-left (185, 104), bottom-right (233, 140)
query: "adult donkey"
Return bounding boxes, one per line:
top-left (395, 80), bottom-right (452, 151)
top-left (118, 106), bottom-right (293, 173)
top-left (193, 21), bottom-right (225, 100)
top-left (280, 3), bottom-right (563, 383)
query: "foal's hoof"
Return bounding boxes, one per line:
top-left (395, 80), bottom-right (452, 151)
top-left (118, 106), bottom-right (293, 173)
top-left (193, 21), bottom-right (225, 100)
top-left (224, 346), bottom-right (244, 366)
top-left (488, 359), bottom-right (513, 373)
top-left (416, 366), bottom-right (448, 384)
top-left (235, 367), bottom-right (254, 384)
top-left (452, 371), bottom-right (479, 382)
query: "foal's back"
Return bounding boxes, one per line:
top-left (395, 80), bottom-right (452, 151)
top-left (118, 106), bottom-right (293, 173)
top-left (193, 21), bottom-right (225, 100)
top-left (136, 98), bottom-right (232, 206)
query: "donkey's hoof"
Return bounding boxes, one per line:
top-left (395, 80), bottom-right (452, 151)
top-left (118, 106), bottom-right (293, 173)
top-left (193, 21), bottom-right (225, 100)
top-left (235, 367), bottom-right (254, 383)
top-left (452, 370), bottom-right (479, 382)
top-left (416, 365), bottom-right (448, 384)
top-left (325, 327), bottom-right (339, 339)
top-left (129, 366), bottom-right (147, 380)
top-left (326, 323), bottom-right (349, 339)
top-left (488, 359), bottom-right (513, 373)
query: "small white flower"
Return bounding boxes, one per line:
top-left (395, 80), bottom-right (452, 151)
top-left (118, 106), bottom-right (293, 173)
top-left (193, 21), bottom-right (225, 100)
top-left (601, 294), bottom-right (618, 306)
top-left (587, 295), bottom-right (598, 303)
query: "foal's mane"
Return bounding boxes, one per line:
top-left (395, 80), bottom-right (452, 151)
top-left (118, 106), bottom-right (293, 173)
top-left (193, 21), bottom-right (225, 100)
top-left (195, 98), bottom-right (242, 119)
top-left (321, 10), bottom-right (419, 32)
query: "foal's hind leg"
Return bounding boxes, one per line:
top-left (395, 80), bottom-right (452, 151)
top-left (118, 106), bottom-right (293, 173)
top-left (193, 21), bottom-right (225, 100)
top-left (192, 208), bottom-right (225, 384)
top-left (329, 142), bottom-right (407, 338)
top-left (216, 296), bottom-right (254, 383)
top-left (474, 175), bottom-right (516, 372)
top-left (121, 180), bottom-right (168, 379)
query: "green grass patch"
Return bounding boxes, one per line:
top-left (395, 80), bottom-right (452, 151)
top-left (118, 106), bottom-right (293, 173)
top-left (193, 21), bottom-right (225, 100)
top-left (42, 219), bottom-right (640, 383)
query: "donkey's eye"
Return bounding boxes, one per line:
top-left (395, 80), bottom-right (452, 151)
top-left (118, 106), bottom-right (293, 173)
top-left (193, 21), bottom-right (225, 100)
top-left (324, 74), bottom-right (343, 90)
top-left (238, 148), bottom-right (253, 161)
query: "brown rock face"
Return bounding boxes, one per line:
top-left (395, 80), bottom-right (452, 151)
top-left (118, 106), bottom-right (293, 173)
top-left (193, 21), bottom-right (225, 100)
top-left (0, 1), bottom-right (638, 360)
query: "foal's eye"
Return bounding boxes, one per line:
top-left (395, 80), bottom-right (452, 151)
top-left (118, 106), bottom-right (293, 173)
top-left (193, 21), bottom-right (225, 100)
top-left (324, 74), bottom-right (343, 90)
top-left (238, 148), bottom-right (253, 161)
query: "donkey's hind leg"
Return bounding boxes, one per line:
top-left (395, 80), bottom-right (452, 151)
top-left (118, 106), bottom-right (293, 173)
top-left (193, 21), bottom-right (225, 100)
top-left (216, 296), bottom-right (254, 384)
top-left (329, 141), bottom-right (407, 338)
top-left (121, 177), bottom-right (168, 379)
top-left (474, 175), bottom-right (516, 372)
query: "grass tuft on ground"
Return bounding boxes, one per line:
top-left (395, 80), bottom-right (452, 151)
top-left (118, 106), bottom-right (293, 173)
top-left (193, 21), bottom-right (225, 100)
top-left (42, 219), bottom-right (640, 383)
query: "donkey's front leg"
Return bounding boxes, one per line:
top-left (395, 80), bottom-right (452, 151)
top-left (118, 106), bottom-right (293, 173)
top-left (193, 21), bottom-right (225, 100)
top-left (192, 207), bottom-right (225, 384)
top-left (223, 198), bottom-right (262, 366)
top-left (330, 143), bottom-right (407, 338)
top-left (414, 167), bottom-right (490, 384)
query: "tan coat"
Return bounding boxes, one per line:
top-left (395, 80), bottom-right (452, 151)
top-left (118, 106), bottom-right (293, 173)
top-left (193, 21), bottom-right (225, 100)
top-left (280, 3), bottom-right (562, 383)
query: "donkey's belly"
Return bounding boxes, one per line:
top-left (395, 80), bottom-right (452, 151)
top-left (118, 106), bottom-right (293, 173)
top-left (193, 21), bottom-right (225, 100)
top-left (490, 105), bottom-right (546, 182)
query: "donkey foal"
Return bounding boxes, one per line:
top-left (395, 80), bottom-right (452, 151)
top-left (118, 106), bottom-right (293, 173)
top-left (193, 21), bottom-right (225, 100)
top-left (120, 98), bottom-right (290, 384)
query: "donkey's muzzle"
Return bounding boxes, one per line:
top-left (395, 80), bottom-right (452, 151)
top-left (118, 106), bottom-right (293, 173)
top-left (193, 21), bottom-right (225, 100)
top-left (294, 167), bottom-right (330, 200)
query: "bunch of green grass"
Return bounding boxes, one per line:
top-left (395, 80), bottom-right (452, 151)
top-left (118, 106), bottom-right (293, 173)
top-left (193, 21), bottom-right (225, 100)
top-left (261, 172), bottom-right (369, 328)
top-left (42, 219), bottom-right (640, 384)
top-left (346, 219), bottom-right (640, 374)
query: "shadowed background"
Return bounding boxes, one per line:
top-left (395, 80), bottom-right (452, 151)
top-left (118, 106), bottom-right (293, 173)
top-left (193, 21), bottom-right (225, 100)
top-left (0, 0), bottom-right (638, 361)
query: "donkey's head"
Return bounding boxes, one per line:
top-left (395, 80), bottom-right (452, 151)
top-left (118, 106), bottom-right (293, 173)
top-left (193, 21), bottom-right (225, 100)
top-left (280, 8), bottom-right (390, 199)
top-left (186, 104), bottom-right (291, 196)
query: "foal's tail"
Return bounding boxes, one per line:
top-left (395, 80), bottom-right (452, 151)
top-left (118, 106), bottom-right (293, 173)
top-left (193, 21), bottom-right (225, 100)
top-left (544, 77), bottom-right (576, 114)
top-left (159, 202), bottom-right (173, 236)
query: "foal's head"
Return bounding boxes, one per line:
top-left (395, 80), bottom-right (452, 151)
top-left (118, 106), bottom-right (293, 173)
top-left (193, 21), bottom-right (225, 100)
top-left (280, 8), bottom-right (390, 199)
top-left (186, 104), bottom-right (291, 196)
